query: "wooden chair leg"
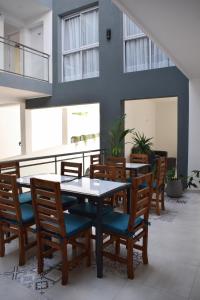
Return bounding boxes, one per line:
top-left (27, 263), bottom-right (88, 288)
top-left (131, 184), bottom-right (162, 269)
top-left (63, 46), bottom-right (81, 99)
top-left (161, 190), bottom-right (165, 210)
top-left (156, 192), bottom-right (160, 215)
top-left (18, 228), bottom-right (25, 266)
top-left (0, 223), bottom-right (5, 257)
top-left (61, 241), bottom-right (68, 285)
top-left (86, 229), bottom-right (91, 267)
top-left (24, 229), bottom-right (28, 245)
top-left (37, 235), bottom-right (44, 274)
top-left (142, 228), bottom-right (148, 265)
top-left (127, 238), bottom-right (134, 279)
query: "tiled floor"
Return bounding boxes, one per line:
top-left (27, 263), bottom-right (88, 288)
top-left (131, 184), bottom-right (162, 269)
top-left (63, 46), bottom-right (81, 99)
top-left (0, 191), bottom-right (200, 300)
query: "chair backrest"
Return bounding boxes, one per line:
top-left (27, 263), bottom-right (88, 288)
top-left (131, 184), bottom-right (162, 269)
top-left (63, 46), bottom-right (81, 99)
top-left (128, 173), bottom-right (153, 231)
top-left (130, 153), bottom-right (149, 164)
top-left (0, 161), bottom-right (22, 193)
top-left (155, 157), bottom-right (167, 187)
top-left (0, 174), bottom-right (21, 224)
top-left (61, 161), bottom-right (82, 178)
top-left (90, 164), bottom-right (116, 181)
top-left (90, 154), bottom-right (102, 165)
top-left (31, 178), bottom-right (66, 238)
top-left (106, 156), bottom-right (126, 181)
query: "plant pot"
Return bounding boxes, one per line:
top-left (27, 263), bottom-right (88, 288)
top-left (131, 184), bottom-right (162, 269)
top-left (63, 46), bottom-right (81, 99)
top-left (166, 179), bottom-right (183, 198)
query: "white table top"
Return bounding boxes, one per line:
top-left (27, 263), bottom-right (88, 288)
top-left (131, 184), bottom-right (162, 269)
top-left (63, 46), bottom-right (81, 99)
top-left (17, 174), bottom-right (130, 198)
top-left (17, 174), bottom-right (76, 186)
top-left (126, 163), bottom-right (150, 169)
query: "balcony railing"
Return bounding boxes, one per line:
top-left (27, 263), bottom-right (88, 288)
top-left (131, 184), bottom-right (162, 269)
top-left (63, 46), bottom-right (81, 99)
top-left (0, 36), bottom-right (50, 82)
top-left (0, 149), bottom-right (105, 177)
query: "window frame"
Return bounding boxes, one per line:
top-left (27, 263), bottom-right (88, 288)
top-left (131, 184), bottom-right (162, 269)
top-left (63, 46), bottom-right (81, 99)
top-left (62, 6), bottom-right (99, 82)
top-left (123, 14), bottom-right (172, 73)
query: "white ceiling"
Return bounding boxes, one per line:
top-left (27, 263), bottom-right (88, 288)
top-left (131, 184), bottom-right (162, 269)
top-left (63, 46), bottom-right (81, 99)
top-left (0, 0), bottom-right (50, 23)
top-left (0, 86), bottom-right (50, 106)
top-left (113, 0), bottom-right (200, 80)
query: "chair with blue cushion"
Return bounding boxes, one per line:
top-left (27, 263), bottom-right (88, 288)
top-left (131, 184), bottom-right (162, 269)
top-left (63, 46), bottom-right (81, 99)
top-left (102, 173), bottom-right (153, 279)
top-left (31, 178), bottom-right (92, 285)
top-left (0, 161), bottom-right (32, 205)
top-left (0, 174), bottom-right (36, 266)
top-left (69, 164), bottom-right (116, 219)
top-left (60, 161), bottom-right (82, 209)
top-left (151, 157), bottom-right (167, 215)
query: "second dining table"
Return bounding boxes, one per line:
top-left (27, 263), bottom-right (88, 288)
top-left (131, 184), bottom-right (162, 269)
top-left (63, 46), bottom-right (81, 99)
top-left (17, 173), bottom-right (131, 279)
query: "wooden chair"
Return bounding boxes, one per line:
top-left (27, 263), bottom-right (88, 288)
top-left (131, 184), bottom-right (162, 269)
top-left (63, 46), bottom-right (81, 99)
top-left (130, 153), bottom-right (149, 164)
top-left (151, 157), bottom-right (167, 215)
top-left (61, 161), bottom-right (82, 178)
top-left (60, 161), bottom-right (82, 209)
top-left (90, 154), bottom-right (102, 165)
top-left (30, 178), bottom-right (92, 285)
top-left (102, 173), bottom-right (153, 279)
top-left (106, 157), bottom-right (127, 212)
top-left (0, 161), bottom-right (32, 205)
top-left (69, 165), bottom-right (115, 219)
top-left (0, 174), bottom-right (36, 266)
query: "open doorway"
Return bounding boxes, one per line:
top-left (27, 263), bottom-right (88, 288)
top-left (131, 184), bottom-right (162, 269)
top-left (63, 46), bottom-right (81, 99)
top-left (124, 97), bottom-right (178, 161)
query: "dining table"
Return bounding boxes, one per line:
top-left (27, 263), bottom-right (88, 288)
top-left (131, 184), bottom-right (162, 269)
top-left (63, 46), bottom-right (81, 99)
top-left (17, 173), bottom-right (131, 279)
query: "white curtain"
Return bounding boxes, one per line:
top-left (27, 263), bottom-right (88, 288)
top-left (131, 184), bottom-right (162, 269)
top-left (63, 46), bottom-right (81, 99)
top-left (64, 16), bottom-right (80, 51)
top-left (124, 15), bottom-right (143, 38)
top-left (151, 42), bottom-right (169, 69)
top-left (82, 9), bottom-right (99, 45)
top-left (125, 37), bottom-right (149, 72)
top-left (83, 48), bottom-right (99, 78)
top-left (63, 52), bottom-right (81, 81)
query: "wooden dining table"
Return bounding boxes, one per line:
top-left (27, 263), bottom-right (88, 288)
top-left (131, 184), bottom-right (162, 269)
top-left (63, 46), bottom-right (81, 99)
top-left (17, 173), bottom-right (131, 279)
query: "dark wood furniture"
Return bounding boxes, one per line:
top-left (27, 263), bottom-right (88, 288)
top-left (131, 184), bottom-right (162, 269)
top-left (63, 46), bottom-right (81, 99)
top-left (18, 174), bottom-right (131, 278)
top-left (60, 161), bottom-right (82, 209)
top-left (0, 174), bottom-right (35, 266)
top-left (151, 157), bottom-right (167, 215)
top-left (61, 161), bottom-right (82, 178)
top-left (102, 173), bottom-right (153, 279)
top-left (0, 161), bottom-right (32, 204)
top-left (90, 154), bottom-right (102, 165)
top-left (30, 178), bottom-right (92, 285)
top-left (130, 153), bottom-right (149, 164)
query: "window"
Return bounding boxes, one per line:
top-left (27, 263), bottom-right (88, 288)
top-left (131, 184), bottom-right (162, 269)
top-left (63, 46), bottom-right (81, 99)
top-left (123, 14), bottom-right (174, 73)
top-left (62, 7), bottom-right (99, 82)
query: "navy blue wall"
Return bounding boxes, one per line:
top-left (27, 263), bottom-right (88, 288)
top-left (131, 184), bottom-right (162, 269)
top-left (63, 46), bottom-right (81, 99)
top-left (26, 0), bottom-right (189, 177)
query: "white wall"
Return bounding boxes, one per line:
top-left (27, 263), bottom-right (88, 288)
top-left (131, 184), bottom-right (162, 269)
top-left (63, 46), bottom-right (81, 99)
top-left (31, 107), bottom-right (63, 152)
top-left (125, 97), bottom-right (177, 160)
top-left (0, 104), bottom-right (21, 159)
top-left (188, 78), bottom-right (200, 173)
top-left (155, 101), bottom-right (177, 157)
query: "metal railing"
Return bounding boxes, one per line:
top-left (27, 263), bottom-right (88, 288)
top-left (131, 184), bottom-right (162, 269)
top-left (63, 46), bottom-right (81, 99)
top-left (5, 149), bottom-right (105, 177)
top-left (0, 36), bottom-right (50, 82)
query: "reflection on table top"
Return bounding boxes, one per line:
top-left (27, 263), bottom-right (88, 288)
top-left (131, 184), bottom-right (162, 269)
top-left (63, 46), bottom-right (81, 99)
top-left (126, 163), bottom-right (150, 169)
top-left (17, 174), bottom-right (130, 198)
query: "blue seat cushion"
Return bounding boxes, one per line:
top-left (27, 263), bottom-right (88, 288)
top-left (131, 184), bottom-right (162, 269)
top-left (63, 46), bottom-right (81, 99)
top-left (19, 192), bottom-right (32, 204)
top-left (21, 204), bottom-right (35, 224)
top-left (102, 211), bottom-right (143, 237)
top-left (139, 181), bottom-right (157, 189)
top-left (61, 194), bottom-right (78, 208)
top-left (64, 213), bottom-right (92, 238)
top-left (69, 202), bottom-right (113, 219)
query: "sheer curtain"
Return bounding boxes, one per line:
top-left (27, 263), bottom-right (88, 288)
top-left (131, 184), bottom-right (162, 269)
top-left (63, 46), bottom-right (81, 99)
top-left (63, 16), bottom-right (81, 81)
top-left (125, 37), bottom-right (149, 72)
top-left (82, 9), bottom-right (99, 78)
top-left (151, 42), bottom-right (169, 69)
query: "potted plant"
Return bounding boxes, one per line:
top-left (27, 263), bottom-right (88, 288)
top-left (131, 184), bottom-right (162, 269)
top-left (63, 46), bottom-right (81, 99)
top-left (187, 170), bottom-right (200, 189)
top-left (166, 168), bottom-right (183, 198)
top-left (109, 114), bottom-right (133, 157)
top-left (131, 131), bottom-right (153, 155)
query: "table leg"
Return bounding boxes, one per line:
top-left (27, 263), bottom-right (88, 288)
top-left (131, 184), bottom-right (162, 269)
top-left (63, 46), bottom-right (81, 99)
top-left (96, 197), bottom-right (103, 278)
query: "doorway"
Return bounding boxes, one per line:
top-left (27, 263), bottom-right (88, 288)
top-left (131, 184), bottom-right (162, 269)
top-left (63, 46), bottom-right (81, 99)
top-left (124, 97), bottom-right (178, 161)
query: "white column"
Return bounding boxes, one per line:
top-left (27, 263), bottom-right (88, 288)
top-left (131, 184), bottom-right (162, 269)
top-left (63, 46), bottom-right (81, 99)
top-left (25, 109), bottom-right (33, 154)
top-left (62, 108), bottom-right (68, 144)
